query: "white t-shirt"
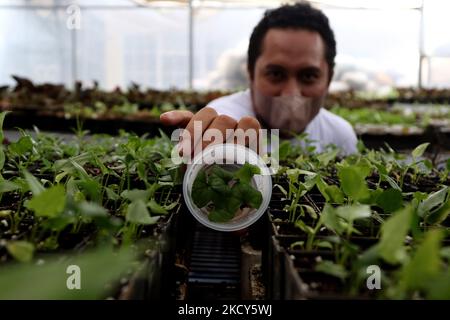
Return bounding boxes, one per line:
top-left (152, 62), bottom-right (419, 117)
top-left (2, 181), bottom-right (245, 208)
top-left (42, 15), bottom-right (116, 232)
top-left (206, 89), bottom-right (358, 155)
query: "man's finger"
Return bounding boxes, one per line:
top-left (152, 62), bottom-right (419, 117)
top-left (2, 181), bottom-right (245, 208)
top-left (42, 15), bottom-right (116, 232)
top-left (201, 114), bottom-right (237, 150)
top-left (233, 116), bottom-right (261, 152)
top-left (180, 107), bottom-right (218, 156)
top-left (160, 110), bottom-right (194, 127)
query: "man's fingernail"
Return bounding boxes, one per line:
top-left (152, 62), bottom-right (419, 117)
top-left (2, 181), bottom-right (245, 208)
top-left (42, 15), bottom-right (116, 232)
top-left (161, 111), bottom-right (173, 119)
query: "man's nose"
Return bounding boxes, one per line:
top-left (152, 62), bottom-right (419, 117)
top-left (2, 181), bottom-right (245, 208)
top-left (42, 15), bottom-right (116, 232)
top-left (281, 78), bottom-right (301, 96)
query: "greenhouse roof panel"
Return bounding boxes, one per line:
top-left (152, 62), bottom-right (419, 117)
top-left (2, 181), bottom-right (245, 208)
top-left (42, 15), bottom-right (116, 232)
top-left (133, 0), bottom-right (423, 9)
top-left (312, 0), bottom-right (423, 9)
top-left (0, 0), bottom-right (424, 9)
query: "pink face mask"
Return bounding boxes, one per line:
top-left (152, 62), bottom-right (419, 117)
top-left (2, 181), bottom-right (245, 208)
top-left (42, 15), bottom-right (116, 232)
top-left (252, 90), bottom-right (323, 136)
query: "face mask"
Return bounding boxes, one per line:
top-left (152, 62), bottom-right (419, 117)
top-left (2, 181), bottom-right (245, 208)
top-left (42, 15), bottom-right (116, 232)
top-left (252, 90), bottom-right (323, 136)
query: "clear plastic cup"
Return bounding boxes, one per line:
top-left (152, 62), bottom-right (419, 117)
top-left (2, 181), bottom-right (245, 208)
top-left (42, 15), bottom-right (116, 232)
top-left (183, 143), bottom-right (272, 232)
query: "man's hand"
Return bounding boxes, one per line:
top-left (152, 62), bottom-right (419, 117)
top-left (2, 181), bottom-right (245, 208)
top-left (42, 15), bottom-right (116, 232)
top-left (160, 108), bottom-right (261, 157)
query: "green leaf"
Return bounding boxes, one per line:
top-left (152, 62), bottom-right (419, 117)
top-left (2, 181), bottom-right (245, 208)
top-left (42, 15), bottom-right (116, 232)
top-left (441, 247), bottom-right (450, 260)
top-left (193, 163), bottom-right (263, 223)
top-left (105, 187), bottom-right (119, 201)
top-left (316, 178), bottom-right (330, 201)
top-left (381, 174), bottom-right (401, 191)
top-left (8, 136), bottom-right (33, 155)
top-left (413, 191), bottom-right (428, 202)
top-left (399, 229), bottom-right (444, 294)
top-left (338, 166), bottom-right (370, 201)
top-left (376, 188), bottom-right (403, 213)
top-left (361, 188), bottom-right (384, 205)
top-left (137, 162), bottom-right (147, 183)
top-left (376, 205), bottom-right (412, 265)
top-left (302, 205), bottom-right (318, 220)
top-left (0, 210), bottom-right (12, 217)
top-left (0, 147), bottom-right (4, 171)
top-left (121, 189), bottom-right (151, 202)
top-left (232, 182), bottom-right (262, 209)
top-left (148, 198), bottom-right (168, 215)
top-left (218, 193), bottom-right (242, 212)
top-left (26, 185), bottom-right (66, 218)
top-left (418, 187), bottom-right (449, 218)
top-left (54, 171), bottom-right (69, 184)
top-left (68, 159), bottom-right (90, 180)
top-left (0, 180), bottom-right (21, 193)
top-left (278, 141), bottom-right (291, 161)
top-left (210, 166), bottom-right (234, 183)
top-left (286, 168), bottom-right (316, 182)
top-left (0, 111), bottom-right (10, 143)
top-left (10, 177), bottom-right (27, 192)
top-left (6, 241), bottom-right (35, 263)
top-left (316, 241), bottom-right (333, 250)
top-left (148, 182), bottom-right (162, 199)
top-left (77, 179), bottom-right (102, 203)
top-left (320, 204), bottom-right (346, 235)
top-left (290, 241), bottom-right (305, 250)
top-left (315, 260), bottom-right (348, 280)
top-left (234, 163), bottom-right (261, 184)
top-left (126, 200), bottom-right (158, 225)
top-left (208, 208), bottom-right (236, 223)
top-left (42, 237), bottom-right (59, 250)
top-left (0, 246), bottom-right (134, 299)
top-left (355, 158), bottom-right (372, 178)
top-left (423, 159), bottom-right (433, 171)
top-left (295, 220), bottom-right (315, 235)
top-left (317, 149), bottom-right (339, 166)
top-left (427, 271), bottom-right (450, 300)
top-left (274, 184), bottom-right (288, 197)
top-left (335, 205), bottom-right (371, 222)
top-left (42, 215), bottom-right (76, 232)
top-left (77, 201), bottom-right (108, 217)
top-left (286, 168), bottom-right (301, 183)
top-left (192, 170), bottom-right (217, 208)
top-left (426, 197), bottom-right (450, 225)
top-left (53, 153), bottom-right (92, 173)
top-left (372, 160), bottom-right (388, 176)
top-left (412, 142), bottom-right (429, 159)
top-left (323, 185), bottom-right (345, 204)
top-left (163, 202), bottom-right (178, 211)
top-left (356, 139), bottom-right (366, 153)
top-left (208, 172), bottom-right (230, 194)
top-left (23, 170), bottom-right (44, 195)
top-left (302, 174), bottom-right (318, 190)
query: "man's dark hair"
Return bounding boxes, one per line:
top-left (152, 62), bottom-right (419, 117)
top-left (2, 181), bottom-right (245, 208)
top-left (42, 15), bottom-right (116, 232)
top-left (247, 2), bottom-right (336, 82)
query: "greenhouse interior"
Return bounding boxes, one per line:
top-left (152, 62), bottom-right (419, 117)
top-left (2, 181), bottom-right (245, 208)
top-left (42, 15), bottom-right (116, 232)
top-left (1, 0), bottom-right (450, 305)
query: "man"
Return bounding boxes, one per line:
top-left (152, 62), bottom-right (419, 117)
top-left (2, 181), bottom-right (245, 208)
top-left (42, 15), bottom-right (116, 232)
top-left (161, 2), bottom-right (357, 156)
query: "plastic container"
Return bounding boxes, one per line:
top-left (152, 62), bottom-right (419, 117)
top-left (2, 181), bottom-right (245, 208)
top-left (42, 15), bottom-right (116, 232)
top-left (183, 143), bottom-right (272, 232)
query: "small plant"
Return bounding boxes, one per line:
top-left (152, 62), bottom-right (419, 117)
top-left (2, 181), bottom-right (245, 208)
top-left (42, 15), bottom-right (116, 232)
top-left (0, 111), bottom-right (182, 266)
top-left (191, 163), bottom-right (263, 223)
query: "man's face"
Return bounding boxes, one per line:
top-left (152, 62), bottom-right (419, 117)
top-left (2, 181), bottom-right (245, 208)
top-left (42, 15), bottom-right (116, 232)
top-left (250, 28), bottom-right (330, 132)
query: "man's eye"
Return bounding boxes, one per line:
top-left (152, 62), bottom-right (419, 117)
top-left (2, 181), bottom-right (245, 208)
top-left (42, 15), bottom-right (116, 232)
top-left (266, 70), bottom-right (285, 82)
top-left (300, 73), bottom-right (319, 83)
